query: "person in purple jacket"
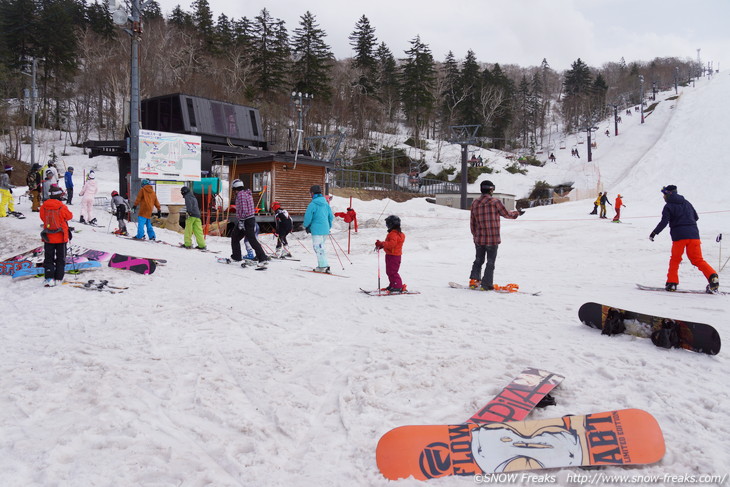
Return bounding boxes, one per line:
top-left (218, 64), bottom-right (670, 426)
top-left (229, 179), bottom-right (268, 267)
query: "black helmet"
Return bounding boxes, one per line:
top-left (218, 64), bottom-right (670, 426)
top-left (180, 186), bottom-right (190, 195)
top-left (385, 215), bottom-right (401, 231)
top-left (480, 180), bottom-right (495, 194)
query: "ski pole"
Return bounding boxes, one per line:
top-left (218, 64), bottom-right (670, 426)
top-left (329, 234), bottom-right (345, 270)
top-left (377, 248), bottom-right (381, 292)
top-left (329, 234), bottom-right (352, 264)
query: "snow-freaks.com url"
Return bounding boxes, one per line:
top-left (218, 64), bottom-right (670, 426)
top-left (566, 472), bottom-right (728, 484)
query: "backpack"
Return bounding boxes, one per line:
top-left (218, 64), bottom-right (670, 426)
top-left (41, 207), bottom-right (64, 242)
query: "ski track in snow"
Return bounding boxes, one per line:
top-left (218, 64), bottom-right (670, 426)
top-left (1, 75), bottom-right (730, 486)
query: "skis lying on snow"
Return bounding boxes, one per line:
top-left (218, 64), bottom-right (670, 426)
top-left (66, 279), bottom-right (128, 289)
top-left (62, 279), bottom-right (125, 293)
top-left (448, 281), bottom-right (541, 296)
top-left (216, 257), bottom-right (268, 270)
top-left (579, 301), bottom-right (721, 355)
top-left (360, 288), bottom-right (420, 296)
top-left (376, 408), bottom-right (665, 481)
top-left (636, 283), bottom-right (726, 295)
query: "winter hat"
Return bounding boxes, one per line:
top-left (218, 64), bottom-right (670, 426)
top-left (480, 180), bottom-right (495, 194)
top-left (661, 185), bottom-right (677, 195)
top-left (88, 171), bottom-right (96, 180)
top-left (4, 165), bottom-right (12, 172)
top-left (310, 184), bottom-right (322, 194)
top-left (141, 178), bottom-right (150, 186)
top-left (180, 186), bottom-right (190, 195)
top-left (45, 170), bottom-right (53, 178)
top-left (271, 201), bottom-right (281, 211)
top-left (111, 190), bottom-right (119, 197)
top-left (49, 184), bottom-right (63, 199)
top-left (231, 179), bottom-right (244, 189)
top-left (68, 166), bottom-right (74, 172)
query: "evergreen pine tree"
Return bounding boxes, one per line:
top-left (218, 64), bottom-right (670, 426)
top-left (0, 0), bottom-right (37, 70)
top-left (400, 35), bottom-right (436, 142)
top-left (457, 49), bottom-right (481, 128)
top-left (375, 42), bottom-right (399, 121)
top-left (348, 15), bottom-right (378, 95)
top-left (251, 8), bottom-right (290, 99)
top-left (290, 11), bottom-right (333, 101)
top-left (168, 5), bottom-right (195, 30)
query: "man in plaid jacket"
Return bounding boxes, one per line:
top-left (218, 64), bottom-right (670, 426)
top-left (469, 180), bottom-right (524, 290)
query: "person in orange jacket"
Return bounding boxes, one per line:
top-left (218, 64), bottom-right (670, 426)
top-left (132, 179), bottom-right (162, 240)
top-left (40, 184), bottom-right (73, 286)
top-left (612, 194), bottom-right (626, 222)
top-left (374, 215), bottom-right (406, 292)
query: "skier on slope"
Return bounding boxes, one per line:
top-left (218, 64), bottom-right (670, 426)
top-left (374, 215), bottom-right (406, 293)
top-left (469, 180), bottom-right (524, 291)
top-left (110, 190), bottom-right (131, 236)
top-left (78, 171), bottom-right (98, 224)
top-left (649, 185), bottom-right (719, 293)
top-left (229, 178), bottom-right (268, 267)
top-left (132, 179), bottom-right (162, 240)
top-left (303, 184), bottom-right (334, 273)
top-left (272, 201), bottom-right (293, 258)
top-left (180, 186), bottom-right (207, 250)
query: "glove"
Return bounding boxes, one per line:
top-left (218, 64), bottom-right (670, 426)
top-left (132, 205), bottom-right (137, 212)
top-left (375, 240), bottom-right (384, 249)
top-left (649, 232), bottom-right (656, 241)
top-left (157, 211), bottom-right (162, 218)
top-left (305, 227), bottom-right (311, 234)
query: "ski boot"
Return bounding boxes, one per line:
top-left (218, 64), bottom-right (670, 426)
top-left (469, 279), bottom-right (480, 290)
top-left (89, 218), bottom-right (97, 225)
top-left (665, 282), bottom-right (678, 292)
top-left (706, 273), bottom-right (720, 294)
top-left (79, 216), bottom-right (86, 224)
top-left (313, 266), bottom-right (331, 274)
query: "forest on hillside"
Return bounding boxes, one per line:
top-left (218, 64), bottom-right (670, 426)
top-left (0, 0), bottom-right (703, 168)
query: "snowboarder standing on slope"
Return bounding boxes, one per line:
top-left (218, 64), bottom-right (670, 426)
top-left (612, 194), bottom-right (625, 222)
top-left (64, 166), bottom-right (74, 204)
top-left (599, 192), bottom-right (612, 219)
top-left (374, 215), bottom-right (406, 292)
top-left (229, 178), bottom-right (268, 267)
top-left (27, 163), bottom-right (42, 211)
top-left (132, 179), bottom-right (162, 240)
top-left (303, 184), bottom-right (334, 273)
top-left (180, 186), bottom-right (206, 250)
top-left (78, 171), bottom-right (98, 224)
top-left (0, 165), bottom-right (15, 217)
top-left (469, 180), bottom-right (524, 290)
top-left (40, 184), bottom-right (73, 286)
top-left (590, 192), bottom-right (602, 215)
top-left (649, 185), bottom-right (719, 293)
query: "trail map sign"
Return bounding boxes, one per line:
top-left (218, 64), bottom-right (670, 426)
top-left (138, 129), bottom-right (202, 181)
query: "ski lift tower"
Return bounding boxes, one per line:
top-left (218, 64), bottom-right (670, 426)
top-left (448, 125), bottom-right (481, 209)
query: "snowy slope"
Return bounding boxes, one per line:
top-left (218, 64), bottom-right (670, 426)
top-left (1, 74), bottom-right (729, 487)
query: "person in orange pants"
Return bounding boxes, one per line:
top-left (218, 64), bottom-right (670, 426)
top-left (649, 185), bottom-right (719, 293)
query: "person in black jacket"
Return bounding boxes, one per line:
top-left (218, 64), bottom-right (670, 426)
top-left (272, 201), bottom-right (293, 258)
top-left (599, 192), bottom-right (612, 219)
top-left (649, 185), bottom-right (719, 293)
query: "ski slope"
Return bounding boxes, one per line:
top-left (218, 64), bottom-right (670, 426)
top-left (1, 73), bottom-right (729, 486)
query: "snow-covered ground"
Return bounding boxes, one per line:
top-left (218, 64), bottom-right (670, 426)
top-left (1, 73), bottom-right (729, 486)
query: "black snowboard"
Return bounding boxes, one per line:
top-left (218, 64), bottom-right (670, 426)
top-left (578, 302), bottom-right (720, 355)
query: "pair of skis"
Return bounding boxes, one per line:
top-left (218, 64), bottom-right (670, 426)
top-left (376, 368), bottom-right (665, 480)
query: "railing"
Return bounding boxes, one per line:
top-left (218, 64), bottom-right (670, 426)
top-left (330, 168), bottom-right (460, 196)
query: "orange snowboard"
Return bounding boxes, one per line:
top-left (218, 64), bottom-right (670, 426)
top-left (376, 408), bottom-right (664, 480)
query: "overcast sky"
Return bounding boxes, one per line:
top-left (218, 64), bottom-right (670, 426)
top-left (155, 0), bottom-right (730, 72)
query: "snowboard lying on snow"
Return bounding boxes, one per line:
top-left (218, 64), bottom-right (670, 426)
top-left (578, 302), bottom-right (720, 355)
top-left (376, 408), bottom-right (665, 480)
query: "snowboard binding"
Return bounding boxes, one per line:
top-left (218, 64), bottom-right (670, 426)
top-left (602, 308), bottom-right (626, 335)
top-left (651, 319), bottom-right (680, 349)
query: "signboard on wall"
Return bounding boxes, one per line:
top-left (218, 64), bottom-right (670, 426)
top-left (138, 129), bottom-right (202, 181)
top-left (155, 181), bottom-right (186, 206)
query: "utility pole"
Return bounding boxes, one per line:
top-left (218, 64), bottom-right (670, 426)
top-left (638, 75), bottom-right (645, 124)
top-left (22, 58), bottom-right (38, 167)
top-left (447, 125), bottom-right (480, 210)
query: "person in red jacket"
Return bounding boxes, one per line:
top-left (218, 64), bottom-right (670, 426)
top-left (40, 184), bottom-right (73, 286)
top-left (612, 194), bottom-right (625, 222)
top-left (375, 215), bottom-right (406, 292)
